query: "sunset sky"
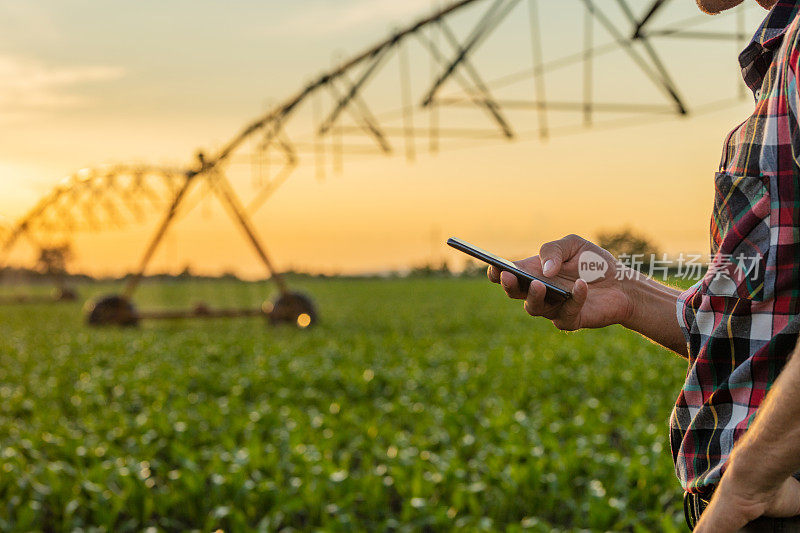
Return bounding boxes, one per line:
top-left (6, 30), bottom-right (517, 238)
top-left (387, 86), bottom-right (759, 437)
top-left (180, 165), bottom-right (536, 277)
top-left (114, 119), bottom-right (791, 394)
top-left (0, 0), bottom-right (766, 277)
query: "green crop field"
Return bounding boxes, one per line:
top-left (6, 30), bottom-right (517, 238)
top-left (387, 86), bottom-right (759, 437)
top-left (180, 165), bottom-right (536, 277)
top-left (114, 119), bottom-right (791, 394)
top-left (0, 277), bottom-right (689, 532)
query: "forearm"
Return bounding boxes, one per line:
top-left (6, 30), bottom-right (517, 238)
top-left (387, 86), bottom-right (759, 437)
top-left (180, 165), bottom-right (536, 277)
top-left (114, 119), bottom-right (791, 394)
top-left (620, 274), bottom-right (687, 357)
top-left (726, 345), bottom-right (800, 490)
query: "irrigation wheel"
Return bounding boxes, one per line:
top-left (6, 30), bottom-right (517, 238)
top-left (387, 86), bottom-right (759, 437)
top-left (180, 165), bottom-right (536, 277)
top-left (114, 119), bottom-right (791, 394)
top-left (264, 292), bottom-right (317, 328)
top-left (85, 294), bottom-right (139, 327)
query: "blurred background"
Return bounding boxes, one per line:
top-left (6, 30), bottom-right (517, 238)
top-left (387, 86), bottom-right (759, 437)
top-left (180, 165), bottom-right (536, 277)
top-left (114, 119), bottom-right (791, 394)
top-left (0, 1), bottom-right (766, 531)
top-left (0, 0), bottom-right (759, 278)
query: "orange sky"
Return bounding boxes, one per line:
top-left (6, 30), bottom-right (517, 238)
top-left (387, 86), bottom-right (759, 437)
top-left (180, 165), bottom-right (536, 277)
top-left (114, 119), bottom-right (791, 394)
top-left (0, 1), bottom-right (764, 277)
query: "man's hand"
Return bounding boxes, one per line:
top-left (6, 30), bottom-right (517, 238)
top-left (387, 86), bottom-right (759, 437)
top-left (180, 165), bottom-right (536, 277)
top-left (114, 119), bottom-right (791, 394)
top-left (694, 472), bottom-right (800, 532)
top-left (487, 234), bottom-right (688, 355)
top-left (487, 234), bottom-right (634, 331)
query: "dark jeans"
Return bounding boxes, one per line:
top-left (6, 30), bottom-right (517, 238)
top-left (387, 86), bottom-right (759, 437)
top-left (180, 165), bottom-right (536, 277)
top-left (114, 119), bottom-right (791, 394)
top-left (738, 516), bottom-right (800, 532)
top-left (685, 491), bottom-right (800, 531)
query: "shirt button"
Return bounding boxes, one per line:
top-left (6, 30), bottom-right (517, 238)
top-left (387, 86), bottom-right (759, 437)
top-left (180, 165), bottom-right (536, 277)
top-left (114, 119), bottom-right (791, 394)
top-left (755, 89), bottom-right (762, 99)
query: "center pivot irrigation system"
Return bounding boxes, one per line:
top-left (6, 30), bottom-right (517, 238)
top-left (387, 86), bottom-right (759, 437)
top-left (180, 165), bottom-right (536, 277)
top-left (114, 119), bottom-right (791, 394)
top-left (0, 0), bottom-right (749, 328)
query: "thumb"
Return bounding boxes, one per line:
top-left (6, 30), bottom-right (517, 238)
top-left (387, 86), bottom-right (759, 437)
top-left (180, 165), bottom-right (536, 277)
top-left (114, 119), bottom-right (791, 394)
top-left (539, 246), bottom-right (564, 278)
top-left (539, 234), bottom-right (584, 278)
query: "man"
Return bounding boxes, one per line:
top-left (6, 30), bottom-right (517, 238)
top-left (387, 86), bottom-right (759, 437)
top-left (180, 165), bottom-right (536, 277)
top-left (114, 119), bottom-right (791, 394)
top-left (489, 0), bottom-right (800, 530)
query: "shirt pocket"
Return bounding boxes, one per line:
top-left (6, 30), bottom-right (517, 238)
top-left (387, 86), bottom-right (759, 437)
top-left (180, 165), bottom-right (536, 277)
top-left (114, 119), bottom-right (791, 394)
top-left (699, 172), bottom-right (773, 301)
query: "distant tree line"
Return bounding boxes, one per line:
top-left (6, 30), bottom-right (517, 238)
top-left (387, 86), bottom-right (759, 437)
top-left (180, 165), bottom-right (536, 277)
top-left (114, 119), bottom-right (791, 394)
top-left (1, 228), bottom-right (666, 283)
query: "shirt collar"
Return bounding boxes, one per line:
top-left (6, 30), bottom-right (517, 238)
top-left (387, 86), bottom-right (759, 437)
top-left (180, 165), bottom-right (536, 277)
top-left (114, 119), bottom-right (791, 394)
top-left (738, 0), bottom-right (800, 97)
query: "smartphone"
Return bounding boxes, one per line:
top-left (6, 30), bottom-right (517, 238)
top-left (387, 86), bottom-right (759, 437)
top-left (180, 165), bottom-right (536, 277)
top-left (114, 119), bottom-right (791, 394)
top-left (446, 237), bottom-right (571, 302)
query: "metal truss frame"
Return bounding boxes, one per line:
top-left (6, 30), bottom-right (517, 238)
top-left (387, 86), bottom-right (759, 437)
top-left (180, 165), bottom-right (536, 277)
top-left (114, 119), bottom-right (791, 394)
top-left (0, 0), bottom-right (747, 323)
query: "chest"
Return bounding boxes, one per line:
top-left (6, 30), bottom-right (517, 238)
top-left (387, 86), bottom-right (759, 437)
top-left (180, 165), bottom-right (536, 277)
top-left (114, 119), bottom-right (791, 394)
top-left (703, 41), bottom-right (800, 300)
top-left (720, 84), bottom-right (786, 179)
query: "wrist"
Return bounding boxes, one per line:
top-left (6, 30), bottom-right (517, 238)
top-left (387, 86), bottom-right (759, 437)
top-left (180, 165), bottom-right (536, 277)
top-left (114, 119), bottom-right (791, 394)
top-left (617, 270), bottom-right (685, 355)
top-left (723, 451), bottom-right (793, 512)
top-left (727, 441), bottom-right (788, 495)
top-left (617, 269), bottom-right (660, 329)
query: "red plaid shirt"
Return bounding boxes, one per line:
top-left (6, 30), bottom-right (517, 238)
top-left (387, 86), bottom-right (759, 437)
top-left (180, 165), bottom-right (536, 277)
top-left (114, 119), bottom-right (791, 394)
top-left (673, 0), bottom-right (800, 495)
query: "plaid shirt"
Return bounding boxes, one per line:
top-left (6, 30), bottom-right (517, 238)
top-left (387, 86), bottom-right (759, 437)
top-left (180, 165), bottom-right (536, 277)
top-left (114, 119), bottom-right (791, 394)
top-left (672, 0), bottom-right (800, 495)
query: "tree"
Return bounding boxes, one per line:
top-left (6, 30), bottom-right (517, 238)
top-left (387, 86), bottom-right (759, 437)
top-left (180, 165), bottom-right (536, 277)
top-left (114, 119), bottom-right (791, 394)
top-left (596, 227), bottom-right (659, 265)
top-left (36, 244), bottom-right (72, 276)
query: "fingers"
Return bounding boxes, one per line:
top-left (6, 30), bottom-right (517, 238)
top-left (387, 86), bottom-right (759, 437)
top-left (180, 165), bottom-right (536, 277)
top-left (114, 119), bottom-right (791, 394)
top-left (539, 234), bottom-right (585, 278)
top-left (487, 265), bottom-right (501, 283)
top-left (523, 280), bottom-right (559, 319)
top-left (526, 278), bottom-right (588, 331)
top-left (551, 279), bottom-right (588, 331)
top-left (499, 271), bottom-right (527, 299)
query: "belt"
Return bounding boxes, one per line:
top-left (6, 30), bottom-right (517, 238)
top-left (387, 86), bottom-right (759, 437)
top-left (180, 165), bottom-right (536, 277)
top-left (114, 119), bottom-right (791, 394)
top-left (683, 491), bottom-right (712, 531)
